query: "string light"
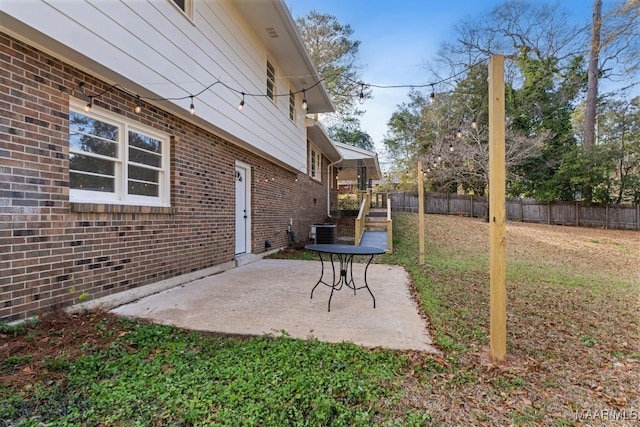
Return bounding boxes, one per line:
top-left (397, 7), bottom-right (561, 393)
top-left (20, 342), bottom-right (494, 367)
top-left (78, 82), bottom-right (118, 113)
top-left (456, 128), bottom-right (462, 138)
top-left (471, 116), bottom-right (478, 129)
top-left (449, 143), bottom-right (454, 152)
top-left (238, 92), bottom-right (245, 111)
top-left (134, 96), bottom-right (142, 113)
top-left (71, 58), bottom-right (487, 123)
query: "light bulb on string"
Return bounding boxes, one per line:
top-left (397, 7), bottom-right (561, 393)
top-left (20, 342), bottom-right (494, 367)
top-left (471, 116), bottom-right (477, 129)
top-left (302, 90), bottom-right (308, 111)
top-left (358, 83), bottom-right (366, 105)
top-left (429, 84), bottom-right (435, 104)
top-left (134, 96), bottom-right (142, 114)
top-left (437, 154), bottom-right (442, 162)
top-left (84, 96), bottom-right (93, 112)
top-left (238, 92), bottom-right (245, 111)
top-left (189, 96), bottom-right (195, 115)
top-left (456, 128), bottom-right (462, 138)
top-left (449, 143), bottom-right (454, 152)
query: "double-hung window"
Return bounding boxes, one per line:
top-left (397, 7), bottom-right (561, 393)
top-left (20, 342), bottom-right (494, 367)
top-left (309, 145), bottom-right (322, 182)
top-left (266, 60), bottom-right (276, 102)
top-left (68, 100), bottom-right (170, 206)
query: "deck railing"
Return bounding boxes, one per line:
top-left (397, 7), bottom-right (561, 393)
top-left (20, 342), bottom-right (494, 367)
top-left (354, 192), bottom-right (370, 245)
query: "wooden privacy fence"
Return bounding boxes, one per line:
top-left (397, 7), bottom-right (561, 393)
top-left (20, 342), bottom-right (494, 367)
top-left (390, 192), bottom-right (640, 231)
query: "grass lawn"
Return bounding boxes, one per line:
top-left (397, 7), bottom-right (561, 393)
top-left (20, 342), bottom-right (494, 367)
top-left (2, 212), bottom-right (638, 426)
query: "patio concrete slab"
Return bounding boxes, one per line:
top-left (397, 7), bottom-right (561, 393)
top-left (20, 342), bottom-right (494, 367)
top-left (112, 259), bottom-right (438, 353)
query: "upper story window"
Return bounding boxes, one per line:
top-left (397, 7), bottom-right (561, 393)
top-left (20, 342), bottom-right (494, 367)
top-left (69, 100), bottom-right (170, 206)
top-left (289, 90), bottom-right (296, 121)
top-left (171, 0), bottom-right (192, 17)
top-left (266, 60), bottom-right (276, 102)
top-left (309, 145), bottom-right (322, 182)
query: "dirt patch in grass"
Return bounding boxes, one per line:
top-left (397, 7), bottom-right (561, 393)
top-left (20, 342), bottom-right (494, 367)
top-left (1, 311), bottom-right (127, 391)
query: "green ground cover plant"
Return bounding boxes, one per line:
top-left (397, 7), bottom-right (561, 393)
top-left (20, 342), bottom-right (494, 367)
top-left (2, 212), bottom-right (638, 425)
top-left (1, 316), bottom-right (408, 426)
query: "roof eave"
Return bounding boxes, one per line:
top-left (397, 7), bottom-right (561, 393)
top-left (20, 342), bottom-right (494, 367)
top-left (234, 0), bottom-right (334, 114)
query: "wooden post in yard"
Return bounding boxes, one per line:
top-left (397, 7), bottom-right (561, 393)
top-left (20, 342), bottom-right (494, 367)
top-left (489, 55), bottom-right (506, 361)
top-left (418, 161), bottom-right (425, 265)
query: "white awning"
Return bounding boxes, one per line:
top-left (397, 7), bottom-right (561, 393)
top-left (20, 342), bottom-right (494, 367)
top-left (334, 142), bottom-right (381, 181)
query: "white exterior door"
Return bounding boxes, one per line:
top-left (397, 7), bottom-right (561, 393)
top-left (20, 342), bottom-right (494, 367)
top-left (235, 164), bottom-right (250, 255)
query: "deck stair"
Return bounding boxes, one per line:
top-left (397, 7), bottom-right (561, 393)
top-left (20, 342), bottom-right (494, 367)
top-left (365, 209), bottom-right (388, 231)
top-left (355, 195), bottom-right (393, 253)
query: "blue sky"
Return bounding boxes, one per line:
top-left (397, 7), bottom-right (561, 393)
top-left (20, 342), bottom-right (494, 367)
top-left (285, 0), bottom-right (599, 162)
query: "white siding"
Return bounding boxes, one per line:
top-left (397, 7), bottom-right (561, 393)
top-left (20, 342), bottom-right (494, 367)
top-left (1, 0), bottom-right (308, 171)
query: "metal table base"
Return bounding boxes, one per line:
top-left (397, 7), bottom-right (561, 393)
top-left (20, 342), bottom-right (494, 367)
top-left (305, 244), bottom-right (384, 312)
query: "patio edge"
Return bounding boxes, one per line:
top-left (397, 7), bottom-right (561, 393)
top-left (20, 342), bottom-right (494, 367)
top-left (66, 261), bottom-right (238, 314)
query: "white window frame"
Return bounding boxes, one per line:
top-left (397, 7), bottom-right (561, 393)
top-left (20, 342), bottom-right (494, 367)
top-left (69, 99), bottom-right (170, 207)
top-left (289, 89), bottom-right (296, 121)
top-left (170, 0), bottom-right (193, 20)
top-left (266, 59), bottom-right (276, 103)
top-left (309, 145), bottom-right (322, 182)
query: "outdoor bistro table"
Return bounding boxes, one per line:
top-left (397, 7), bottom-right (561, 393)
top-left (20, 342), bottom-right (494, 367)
top-left (304, 244), bottom-right (386, 312)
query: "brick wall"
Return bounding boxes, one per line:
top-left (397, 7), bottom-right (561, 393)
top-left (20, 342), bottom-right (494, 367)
top-left (0, 33), bottom-right (329, 321)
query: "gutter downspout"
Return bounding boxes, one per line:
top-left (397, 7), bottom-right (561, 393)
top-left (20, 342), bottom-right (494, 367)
top-left (327, 157), bottom-right (343, 217)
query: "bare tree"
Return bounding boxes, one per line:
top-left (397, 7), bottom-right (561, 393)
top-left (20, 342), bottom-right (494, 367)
top-left (581, 0), bottom-right (603, 202)
top-left (600, 0), bottom-right (640, 84)
top-left (425, 124), bottom-right (546, 196)
top-left (584, 0), bottom-right (602, 154)
top-left (582, 0), bottom-right (640, 149)
top-left (430, 1), bottom-right (587, 90)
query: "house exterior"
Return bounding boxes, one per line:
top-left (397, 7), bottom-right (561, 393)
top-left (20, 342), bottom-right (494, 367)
top-left (0, 0), bottom-right (342, 321)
